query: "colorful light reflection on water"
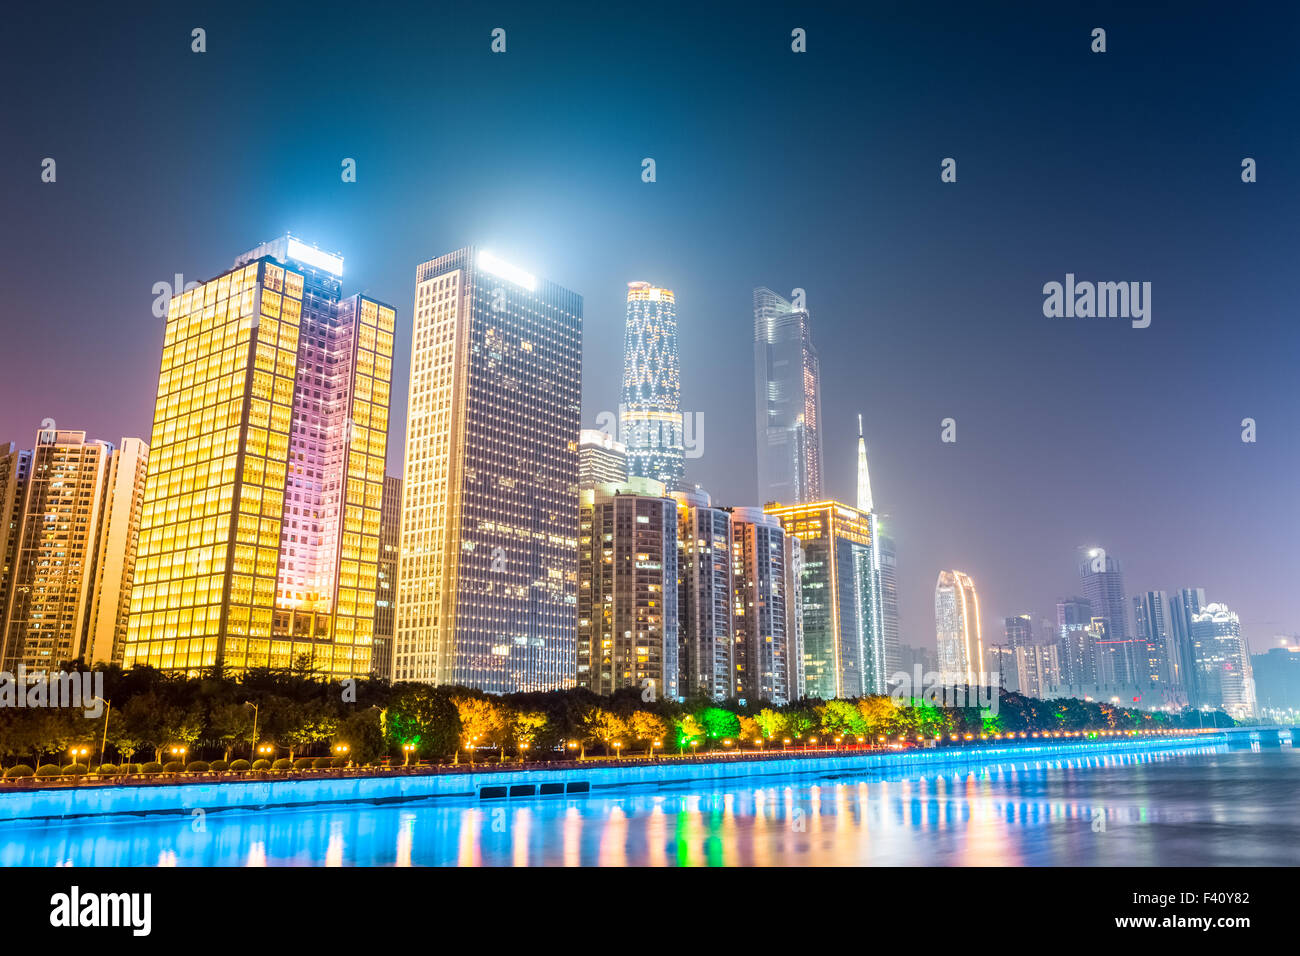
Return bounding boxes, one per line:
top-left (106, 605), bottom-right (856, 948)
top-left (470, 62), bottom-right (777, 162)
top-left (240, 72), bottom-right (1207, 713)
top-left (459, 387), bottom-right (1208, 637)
top-left (1, 745), bottom-right (1295, 866)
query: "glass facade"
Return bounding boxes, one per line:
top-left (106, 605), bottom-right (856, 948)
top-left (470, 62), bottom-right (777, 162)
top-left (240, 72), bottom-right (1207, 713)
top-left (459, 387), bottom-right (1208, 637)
top-left (935, 569), bottom-right (982, 687)
top-left (753, 287), bottom-right (824, 506)
top-left (729, 506), bottom-right (797, 705)
top-left (620, 281), bottom-right (683, 489)
top-left (766, 501), bottom-right (881, 699)
top-left (396, 248), bottom-right (581, 693)
top-left (672, 489), bottom-right (733, 701)
top-left (125, 240), bottom-right (394, 677)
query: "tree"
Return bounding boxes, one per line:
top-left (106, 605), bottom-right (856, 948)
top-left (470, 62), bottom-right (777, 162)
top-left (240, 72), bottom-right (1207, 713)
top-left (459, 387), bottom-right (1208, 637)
top-left (754, 708), bottom-right (787, 741)
top-left (453, 695), bottom-right (508, 763)
top-left (336, 708), bottom-right (384, 764)
top-left (581, 707), bottom-right (627, 757)
top-left (207, 702), bottom-right (254, 761)
top-left (509, 711), bottom-right (549, 761)
top-left (818, 699), bottom-right (866, 738)
top-left (675, 714), bottom-right (704, 754)
top-left (737, 714), bottom-right (761, 747)
top-left (628, 711), bottom-right (668, 754)
top-left (696, 706), bottom-right (740, 742)
top-left (384, 686), bottom-right (461, 761)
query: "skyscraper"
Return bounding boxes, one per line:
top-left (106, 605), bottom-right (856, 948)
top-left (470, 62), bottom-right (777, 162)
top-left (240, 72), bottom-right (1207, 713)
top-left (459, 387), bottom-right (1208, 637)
top-left (876, 525), bottom-right (901, 679)
top-left (3, 429), bottom-right (113, 673)
top-left (1078, 547), bottom-right (1136, 683)
top-left (766, 500), bottom-right (882, 698)
top-left (578, 429), bottom-right (628, 488)
top-left (935, 570), bottom-right (982, 686)
top-left (372, 475), bottom-right (401, 680)
top-left (672, 489), bottom-right (733, 701)
top-left (1191, 603), bottom-right (1256, 720)
top-left (577, 478), bottom-right (678, 699)
top-left (1133, 590), bottom-right (1175, 687)
top-left (1004, 614), bottom-right (1033, 650)
top-left (125, 237), bottom-right (396, 677)
top-left (1169, 587), bottom-right (1206, 706)
top-left (620, 281), bottom-right (683, 489)
top-left (753, 287), bottom-right (823, 506)
top-left (729, 506), bottom-right (799, 705)
top-left (0, 444), bottom-right (32, 633)
top-left (396, 248), bottom-right (581, 692)
top-left (86, 437), bottom-right (149, 665)
top-left (856, 414), bottom-right (873, 514)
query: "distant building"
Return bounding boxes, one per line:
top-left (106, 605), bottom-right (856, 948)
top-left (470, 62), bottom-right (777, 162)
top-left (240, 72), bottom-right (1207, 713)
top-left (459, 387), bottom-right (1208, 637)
top-left (753, 287), bottom-right (823, 506)
top-left (579, 429), bottom-right (627, 488)
top-left (1133, 590), bottom-right (1181, 696)
top-left (1191, 603), bottom-right (1256, 720)
top-left (372, 475), bottom-right (401, 680)
top-left (1004, 614), bottom-right (1033, 650)
top-left (1016, 643), bottom-right (1060, 699)
top-left (935, 570), bottom-right (982, 687)
top-left (577, 479), bottom-right (678, 699)
top-left (876, 525), bottom-right (901, 678)
top-left (1251, 642), bottom-right (1300, 719)
top-left (1169, 587), bottom-right (1207, 706)
top-left (620, 282), bottom-right (683, 489)
top-left (1078, 547), bottom-right (1136, 681)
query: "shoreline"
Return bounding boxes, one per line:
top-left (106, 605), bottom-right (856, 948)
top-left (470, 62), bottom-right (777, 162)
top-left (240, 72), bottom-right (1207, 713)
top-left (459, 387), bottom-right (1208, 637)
top-left (0, 731), bottom-right (1254, 825)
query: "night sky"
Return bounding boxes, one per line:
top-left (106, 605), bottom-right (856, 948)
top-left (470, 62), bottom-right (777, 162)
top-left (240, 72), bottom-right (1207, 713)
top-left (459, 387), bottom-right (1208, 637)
top-left (3, 2), bottom-right (1296, 652)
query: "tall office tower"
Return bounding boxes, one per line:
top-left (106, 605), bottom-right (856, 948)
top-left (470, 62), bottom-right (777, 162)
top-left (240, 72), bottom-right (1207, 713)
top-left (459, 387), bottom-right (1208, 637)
top-left (578, 428), bottom-right (627, 488)
top-left (371, 475), bottom-right (401, 679)
top-left (577, 478), bottom-right (678, 699)
top-left (2, 429), bottom-right (112, 673)
top-left (619, 281), bottom-right (683, 489)
top-left (1055, 596), bottom-right (1093, 683)
top-left (753, 287), bottom-right (824, 506)
top-left (1004, 614), bottom-right (1033, 650)
top-left (1133, 590), bottom-right (1176, 686)
top-left (1016, 642), bottom-right (1060, 699)
top-left (1191, 603), bottom-right (1256, 719)
top-left (1169, 587), bottom-right (1206, 706)
top-left (766, 501), bottom-right (882, 698)
top-left (728, 506), bottom-right (798, 704)
top-left (783, 534), bottom-right (806, 701)
top-left (1078, 548), bottom-right (1133, 680)
top-left (397, 248), bottom-right (581, 692)
top-left (85, 437), bottom-right (149, 664)
top-left (126, 237), bottom-right (396, 677)
top-left (0, 443), bottom-right (32, 633)
top-left (671, 489), bottom-right (733, 700)
top-left (934, 570), bottom-right (982, 686)
top-left (876, 525), bottom-right (901, 679)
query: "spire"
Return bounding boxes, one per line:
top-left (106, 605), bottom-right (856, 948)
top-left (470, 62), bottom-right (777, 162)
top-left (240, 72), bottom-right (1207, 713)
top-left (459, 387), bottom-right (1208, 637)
top-left (856, 413), bottom-right (873, 513)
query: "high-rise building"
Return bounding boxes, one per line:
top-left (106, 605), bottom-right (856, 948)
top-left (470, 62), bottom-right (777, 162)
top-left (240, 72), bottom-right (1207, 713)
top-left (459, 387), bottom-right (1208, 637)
top-left (728, 506), bottom-right (799, 705)
top-left (1016, 642), bottom-right (1060, 699)
top-left (672, 489), bottom-right (733, 701)
top-left (1133, 590), bottom-right (1176, 687)
top-left (0, 444), bottom-right (33, 632)
top-left (577, 478), bottom-right (678, 699)
top-left (1169, 587), bottom-right (1206, 706)
top-left (935, 570), bottom-right (982, 686)
top-left (2, 429), bottom-right (113, 673)
top-left (1004, 614), bottom-right (1033, 650)
top-left (766, 500), bottom-right (882, 698)
top-left (876, 525), bottom-right (901, 679)
top-left (1191, 602), bottom-right (1256, 720)
top-left (855, 414), bottom-right (872, 514)
top-left (1078, 547), bottom-right (1135, 677)
top-left (372, 475), bottom-right (401, 679)
top-left (126, 237), bottom-right (396, 677)
top-left (1055, 596), bottom-right (1094, 683)
top-left (396, 248), bottom-right (581, 692)
top-left (578, 428), bottom-right (627, 488)
top-left (86, 437), bottom-right (149, 665)
top-left (753, 287), bottom-right (824, 506)
top-left (783, 534), bottom-right (806, 701)
top-left (620, 281), bottom-right (682, 489)
top-left (986, 644), bottom-right (1018, 692)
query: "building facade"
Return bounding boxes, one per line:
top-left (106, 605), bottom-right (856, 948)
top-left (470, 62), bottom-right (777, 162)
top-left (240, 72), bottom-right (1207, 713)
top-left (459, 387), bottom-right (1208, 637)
top-left (672, 489), bottom-right (733, 701)
top-left (620, 281), bottom-right (683, 490)
top-left (372, 474), bottom-right (401, 679)
top-left (85, 437), bottom-right (149, 664)
top-left (578, 429), bottom-right (627, 488)
top-left (1191, 602), bottom-right (1256, 720)
top-left (396, 248), bottom-right (581, 692)
top-left (577, 478), bottom-right (678, 699)
top-left (125, 238), bottom-right (395, 677)
top-left (753, 287), bottom-right (824, 506)
top-left (0, 444), bottom-right (33, 636)
top-left (729, 506), bottom-right (798, 705)
top-left (935, 570), bottom-right (982, 687)
top-left (2, 429), bottom-right (113, 673)
top-left (766, 500), bottom-right (881, 699)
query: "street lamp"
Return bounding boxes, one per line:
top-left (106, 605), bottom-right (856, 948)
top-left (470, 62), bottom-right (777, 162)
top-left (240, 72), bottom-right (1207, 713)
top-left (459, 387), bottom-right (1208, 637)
top-left (88, 696), bottom-right (111, 768)
top-left (403, 742), bottom-right (416, 766)
top-left (69, 745), bottom-right (90, 768)
top-left (243, 701), bottom-right (259, 760)
top-left (170, 745), bottom-right (187, 767)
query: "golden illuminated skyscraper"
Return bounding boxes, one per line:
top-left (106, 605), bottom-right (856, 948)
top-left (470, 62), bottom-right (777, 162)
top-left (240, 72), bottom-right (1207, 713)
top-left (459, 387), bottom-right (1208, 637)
top-left (396, 247), bottom-right (581, 692)
top-left (125, 237), bottom-right (395, 677)
top-left (935, 570), bottom-right (982, 686)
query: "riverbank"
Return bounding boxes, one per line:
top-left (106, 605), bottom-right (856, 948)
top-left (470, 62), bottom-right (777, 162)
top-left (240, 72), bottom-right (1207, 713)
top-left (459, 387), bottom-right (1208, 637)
top-left (0, 731), bottom-right (1242, 824)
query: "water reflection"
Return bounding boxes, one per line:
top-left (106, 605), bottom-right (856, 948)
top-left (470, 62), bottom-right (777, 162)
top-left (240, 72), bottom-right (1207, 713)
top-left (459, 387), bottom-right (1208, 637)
top-left (2, 746), bottom-right (1297, 866)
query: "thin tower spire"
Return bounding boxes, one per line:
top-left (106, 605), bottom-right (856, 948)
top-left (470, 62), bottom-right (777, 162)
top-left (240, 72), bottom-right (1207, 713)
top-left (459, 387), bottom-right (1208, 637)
top-left (856, 413), bottom-right (873, 513)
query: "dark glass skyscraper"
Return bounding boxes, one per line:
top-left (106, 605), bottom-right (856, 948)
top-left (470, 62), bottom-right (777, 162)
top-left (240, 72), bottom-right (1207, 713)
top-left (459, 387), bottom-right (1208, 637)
top-left (396, 248), bottom-right (581, 692)
top-left (753, 287), bottom-right (823, 506)
top-left (620, 281), bottom-right (683, 489)
top-left (1078, 547), bottom-right (1135, 683)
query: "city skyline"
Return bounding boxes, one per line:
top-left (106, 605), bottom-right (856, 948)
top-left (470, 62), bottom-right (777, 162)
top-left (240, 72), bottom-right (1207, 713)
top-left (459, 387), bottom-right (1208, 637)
top-left (3, 3), bottom-right (1296, 659)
